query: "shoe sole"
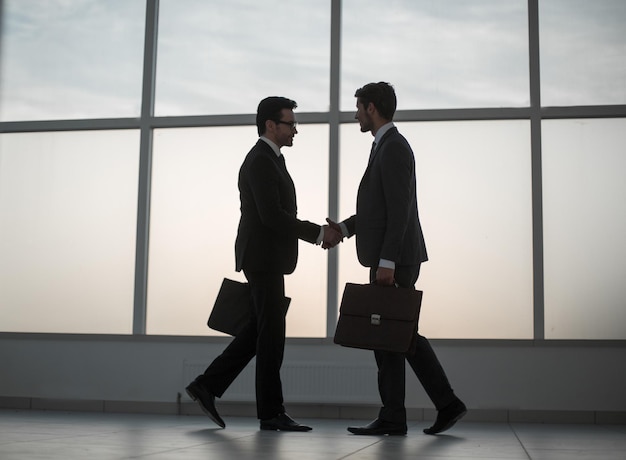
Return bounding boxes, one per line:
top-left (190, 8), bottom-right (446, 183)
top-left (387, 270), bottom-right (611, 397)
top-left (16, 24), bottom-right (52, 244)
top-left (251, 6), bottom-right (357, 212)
top-left (260, 425), bottom-right (312, 432)
top-left (347, 428), bottom-right (407, 436)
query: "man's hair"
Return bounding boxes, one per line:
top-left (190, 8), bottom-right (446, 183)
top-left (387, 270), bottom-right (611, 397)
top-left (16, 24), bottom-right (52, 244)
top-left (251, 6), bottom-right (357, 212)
top-left (354, 82), bottom-right (397, 121)
top-left (256, 96), bottom-right (298, 136)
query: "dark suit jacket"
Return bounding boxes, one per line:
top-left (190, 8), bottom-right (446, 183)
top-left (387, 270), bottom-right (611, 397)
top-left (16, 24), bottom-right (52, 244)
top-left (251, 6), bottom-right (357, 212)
top-left (235, 139), bottom-right (320, 274)
top-left (343, 127), bottom-right (428, 268)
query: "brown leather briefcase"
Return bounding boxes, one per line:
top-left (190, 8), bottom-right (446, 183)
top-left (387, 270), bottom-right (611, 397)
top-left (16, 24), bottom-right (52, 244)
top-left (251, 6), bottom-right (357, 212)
top-left (334, 282), bottom-right (422, 353)
top-left (208, 278), bottom-right (290, 336)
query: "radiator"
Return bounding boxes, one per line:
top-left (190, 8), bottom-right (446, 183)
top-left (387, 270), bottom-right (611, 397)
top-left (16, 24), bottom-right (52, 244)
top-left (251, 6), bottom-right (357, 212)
top-left (183, 360), bottom-right (379, 403)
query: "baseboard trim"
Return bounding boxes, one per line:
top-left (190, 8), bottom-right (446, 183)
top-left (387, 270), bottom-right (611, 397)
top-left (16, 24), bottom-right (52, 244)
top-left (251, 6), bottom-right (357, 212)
top-left (0, 396), bottom-right (624, 424)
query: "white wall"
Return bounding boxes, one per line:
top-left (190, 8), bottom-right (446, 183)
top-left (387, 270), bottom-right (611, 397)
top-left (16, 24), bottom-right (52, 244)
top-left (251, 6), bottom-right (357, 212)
top-left (2, 335), bottom-right (625, 419)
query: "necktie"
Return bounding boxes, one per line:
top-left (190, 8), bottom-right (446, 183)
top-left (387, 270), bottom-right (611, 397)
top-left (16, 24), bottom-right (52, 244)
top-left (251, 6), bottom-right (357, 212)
top-left (368, 142), bottom-right (377, 164)
top-left (278, 154), bottom-right (286, 170)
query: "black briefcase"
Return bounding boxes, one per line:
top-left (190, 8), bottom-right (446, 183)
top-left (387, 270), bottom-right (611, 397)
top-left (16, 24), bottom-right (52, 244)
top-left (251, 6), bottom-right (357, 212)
top-left (208, 278), bottom-right (290, 336)
top-left (334, 282), bottom-right (422, 353)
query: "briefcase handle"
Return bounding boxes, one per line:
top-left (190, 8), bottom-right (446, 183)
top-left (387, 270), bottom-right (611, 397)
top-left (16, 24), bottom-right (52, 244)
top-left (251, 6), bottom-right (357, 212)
top-left (371, 280), bottom-right (400, 288)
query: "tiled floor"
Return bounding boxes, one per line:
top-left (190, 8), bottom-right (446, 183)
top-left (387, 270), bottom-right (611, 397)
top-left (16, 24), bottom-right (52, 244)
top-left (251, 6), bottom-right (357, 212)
top-left (1, 409), bottom-right (625, 460)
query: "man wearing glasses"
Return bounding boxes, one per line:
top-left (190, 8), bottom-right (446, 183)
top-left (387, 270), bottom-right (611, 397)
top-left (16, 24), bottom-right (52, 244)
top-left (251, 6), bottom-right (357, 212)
top-left (186, 96), bottom-right (342, 431)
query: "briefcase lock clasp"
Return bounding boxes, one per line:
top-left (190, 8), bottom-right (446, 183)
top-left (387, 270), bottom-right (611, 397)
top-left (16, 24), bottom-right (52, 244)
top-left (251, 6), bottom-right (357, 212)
top-left (371, 314), bottom-right (381, 326)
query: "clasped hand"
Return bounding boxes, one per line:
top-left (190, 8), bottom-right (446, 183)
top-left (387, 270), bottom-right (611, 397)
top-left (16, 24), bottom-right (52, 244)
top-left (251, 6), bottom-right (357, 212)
top-left (321, 218), bottom-right (344, 249)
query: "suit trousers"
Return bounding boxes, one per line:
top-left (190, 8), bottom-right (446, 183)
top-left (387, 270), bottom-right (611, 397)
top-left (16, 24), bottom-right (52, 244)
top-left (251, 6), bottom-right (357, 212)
top-left (369, 265), bottom-right (457, 424)
top-left (200, 270), bottom-right (286, 420)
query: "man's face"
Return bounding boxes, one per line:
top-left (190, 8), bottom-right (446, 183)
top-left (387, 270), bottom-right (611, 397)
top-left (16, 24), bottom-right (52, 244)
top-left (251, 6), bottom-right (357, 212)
top-left (273, 108), bottom-right (298, 148)
top-left (355, 100), bottom-right (374, 134)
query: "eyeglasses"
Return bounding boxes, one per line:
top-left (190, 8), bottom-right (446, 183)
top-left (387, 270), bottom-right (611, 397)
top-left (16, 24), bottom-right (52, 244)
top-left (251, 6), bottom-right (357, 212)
top-left (275, 120), bottom-right (298, 130)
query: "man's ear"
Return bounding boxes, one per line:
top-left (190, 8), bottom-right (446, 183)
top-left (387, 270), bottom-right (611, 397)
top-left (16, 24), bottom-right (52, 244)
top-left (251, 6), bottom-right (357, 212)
top-left (366, 102), bottom-right (377, 116)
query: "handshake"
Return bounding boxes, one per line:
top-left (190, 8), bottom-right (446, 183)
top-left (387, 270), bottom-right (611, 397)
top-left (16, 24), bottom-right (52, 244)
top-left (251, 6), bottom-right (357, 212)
top-left (321, 218), bottom-right (344, 250)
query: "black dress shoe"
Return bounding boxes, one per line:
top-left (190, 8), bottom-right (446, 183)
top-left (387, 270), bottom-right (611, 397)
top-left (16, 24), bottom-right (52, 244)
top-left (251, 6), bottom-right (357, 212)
top-left (423, 398), bottom-right (467, 435)
top-left (186, 380), bottom-right (225, 428)
top-left (347, 418), bottom-right (407, 436)
top-left (260, 412), bottom-right (312, 432)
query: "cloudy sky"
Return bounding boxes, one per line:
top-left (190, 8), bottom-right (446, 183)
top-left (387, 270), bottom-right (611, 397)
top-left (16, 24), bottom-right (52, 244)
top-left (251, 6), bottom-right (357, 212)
top-left (2, 0), bottom-right (624, 121)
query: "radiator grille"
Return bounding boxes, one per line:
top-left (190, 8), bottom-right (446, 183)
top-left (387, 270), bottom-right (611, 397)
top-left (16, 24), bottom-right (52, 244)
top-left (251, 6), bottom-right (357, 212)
top-left (183, 360), bottom-right (378, 403)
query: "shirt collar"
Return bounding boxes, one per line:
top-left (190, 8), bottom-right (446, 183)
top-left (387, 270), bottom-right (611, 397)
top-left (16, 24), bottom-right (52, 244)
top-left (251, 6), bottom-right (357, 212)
top-left (373, 122), bottom-right (395, 146)
top-left (260, 136), bottom-right (281, 157)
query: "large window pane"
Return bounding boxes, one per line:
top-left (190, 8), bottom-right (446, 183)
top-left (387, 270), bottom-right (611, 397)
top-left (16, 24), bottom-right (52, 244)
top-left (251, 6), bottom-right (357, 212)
top-left (543, 119), bottom-right (626, 339)
top-left (0, 0), bottom-right (145, 121)
top-left (0, 131), bottom-right (140, 334)
top-left (147, 125), bottom-right (329, 337)
top-left (341, 0), bottom-right (529, 111)
top-left (540, 0), bottom-right (626, 107)
top-left (155, 0), bottom-right (330, 116)
top-left (338, 121), bottom-right (533, 339)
